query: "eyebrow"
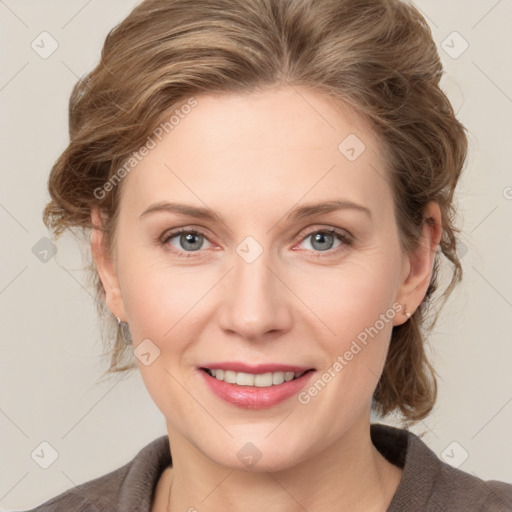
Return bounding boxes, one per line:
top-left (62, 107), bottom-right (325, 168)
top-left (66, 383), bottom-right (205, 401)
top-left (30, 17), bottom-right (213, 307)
top-left (285, 199), bottom-right (372, 221)
top-left (139, 199), bottom-right (372, 222)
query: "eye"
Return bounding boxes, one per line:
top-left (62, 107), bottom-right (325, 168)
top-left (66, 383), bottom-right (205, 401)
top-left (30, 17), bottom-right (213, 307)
top-left (161, 228), bottom-right (212, 257)
top-left (295, 228), bottom-right (353, 258)
top-left (159, 226), bottom-right (353, 259)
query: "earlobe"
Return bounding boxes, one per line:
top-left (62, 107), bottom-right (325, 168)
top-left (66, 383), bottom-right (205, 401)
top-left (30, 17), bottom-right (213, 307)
top-left (393, 201), bottom-right (442, 326)
top-left (90, 207), bottom-right (127, 322)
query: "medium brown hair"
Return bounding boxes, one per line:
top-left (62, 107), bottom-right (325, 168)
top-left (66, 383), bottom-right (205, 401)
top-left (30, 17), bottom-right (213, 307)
top-left (43, 0), bottom-right (468, 426)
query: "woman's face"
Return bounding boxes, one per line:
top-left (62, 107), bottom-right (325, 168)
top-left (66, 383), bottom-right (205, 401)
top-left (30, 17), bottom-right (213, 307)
top-left (93, 86), bottom-right (432, 471)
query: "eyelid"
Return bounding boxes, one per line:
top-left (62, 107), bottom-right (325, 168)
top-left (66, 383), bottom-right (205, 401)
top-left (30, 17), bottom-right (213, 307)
top-left (294, 225), bottom-right (353, 245)
top-left (159, 224), bottom-right (353, 258)
top-left (159, 227), bottom-right (216, 255)
top-left (291, 226), bottom-right (353, 258)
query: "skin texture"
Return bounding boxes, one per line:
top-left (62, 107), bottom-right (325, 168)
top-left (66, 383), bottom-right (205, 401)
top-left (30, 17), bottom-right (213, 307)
top-left (91, 85), bottom-right (441, 512)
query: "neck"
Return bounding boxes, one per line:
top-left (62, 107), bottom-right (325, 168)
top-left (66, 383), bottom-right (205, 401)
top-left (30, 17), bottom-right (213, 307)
top-left (158, 416), bottom-right (402, 512)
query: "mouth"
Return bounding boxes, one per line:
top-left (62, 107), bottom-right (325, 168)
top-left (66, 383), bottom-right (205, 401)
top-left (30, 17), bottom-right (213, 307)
top-left (198, 364), bottom-right (317, 409)
top-left (199, 367), bottom-right (315, 388)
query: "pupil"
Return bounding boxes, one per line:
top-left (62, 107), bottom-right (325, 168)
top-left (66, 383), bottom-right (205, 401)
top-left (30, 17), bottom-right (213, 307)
top-left (312, 232), bottom-right (333, 251)
top-left (182, 233), bottom-right (202, 251)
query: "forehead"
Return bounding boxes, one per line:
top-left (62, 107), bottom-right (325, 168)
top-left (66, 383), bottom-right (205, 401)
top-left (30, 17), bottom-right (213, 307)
top-left (119, 86), bottom-right (394, 223)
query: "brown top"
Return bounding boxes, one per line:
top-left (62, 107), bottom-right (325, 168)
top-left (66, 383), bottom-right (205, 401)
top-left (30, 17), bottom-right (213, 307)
top-left (22, 423), bottom-right (512, 511)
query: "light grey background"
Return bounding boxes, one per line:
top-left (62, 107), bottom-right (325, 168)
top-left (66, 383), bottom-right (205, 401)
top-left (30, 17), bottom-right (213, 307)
top-left (1, 0), bottom-right (511, 510)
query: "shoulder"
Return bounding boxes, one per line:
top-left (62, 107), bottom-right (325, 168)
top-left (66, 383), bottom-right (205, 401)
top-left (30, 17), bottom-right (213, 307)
top-left (20, 435), bottom-right (171, 512)
top-left (425, 457), bottom-right (512, 511)
top-left (371, 423), bottom-right (512, 511)
top-left (20, 464), bottom-right (129, 512)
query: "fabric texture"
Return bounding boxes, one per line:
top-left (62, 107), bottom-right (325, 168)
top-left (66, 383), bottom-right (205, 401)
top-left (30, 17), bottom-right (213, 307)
top-left (21, 423), bottom-right (512, 511)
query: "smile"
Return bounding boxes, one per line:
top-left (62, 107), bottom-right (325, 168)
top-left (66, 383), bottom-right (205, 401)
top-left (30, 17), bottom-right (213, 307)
top-left (199, 367), bottom-right (316, 409)
top-left (202, 368), bottom-right (309, 387)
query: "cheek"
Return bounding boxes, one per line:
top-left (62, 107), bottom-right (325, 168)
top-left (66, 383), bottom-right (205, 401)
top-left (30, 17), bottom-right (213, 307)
top-left (117, 250), bottom-right (211, 341)
top-left (120, 265), bottom-right (203, 416)
top-left (297, 262), bottom-right (399, 427)
top-left (289, 255), bottom-right (401, 401)
top-left (292, 256), bottom-right (400, 336)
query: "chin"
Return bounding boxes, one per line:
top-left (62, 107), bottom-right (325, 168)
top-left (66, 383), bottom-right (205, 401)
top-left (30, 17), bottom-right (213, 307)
top-left (199, 435), bottom-right (309, 473)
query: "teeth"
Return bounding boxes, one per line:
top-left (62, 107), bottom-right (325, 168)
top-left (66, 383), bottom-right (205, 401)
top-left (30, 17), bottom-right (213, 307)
top-left (205, 369), bottom-right (306, 387)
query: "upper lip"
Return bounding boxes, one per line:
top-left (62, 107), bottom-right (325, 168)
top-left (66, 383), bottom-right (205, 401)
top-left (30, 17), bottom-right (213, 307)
top-left (199, 362), bottom-right (314, 374)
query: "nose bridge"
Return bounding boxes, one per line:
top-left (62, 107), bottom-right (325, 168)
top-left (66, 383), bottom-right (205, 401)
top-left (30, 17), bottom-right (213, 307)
top-left (219, 237), bottom-right (289, 339)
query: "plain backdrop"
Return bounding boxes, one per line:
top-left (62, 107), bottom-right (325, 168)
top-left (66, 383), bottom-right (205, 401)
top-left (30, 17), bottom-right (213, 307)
top-left (1, 0), bottom-right (511, 510)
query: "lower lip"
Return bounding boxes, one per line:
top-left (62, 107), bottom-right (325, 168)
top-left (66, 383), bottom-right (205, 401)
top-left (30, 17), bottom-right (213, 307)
top-left (199, 369), bottom-right (315, 409)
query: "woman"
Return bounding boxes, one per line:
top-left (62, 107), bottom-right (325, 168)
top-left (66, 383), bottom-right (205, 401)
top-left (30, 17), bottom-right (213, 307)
top-left (26, 0), bottom-right (512, 510)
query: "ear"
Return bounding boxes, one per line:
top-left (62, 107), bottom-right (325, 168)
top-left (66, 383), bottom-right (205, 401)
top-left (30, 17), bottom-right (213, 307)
top-left (393, 201), bottom-right (443, 326)
top-left (90, 207), bottom-right (127, 322)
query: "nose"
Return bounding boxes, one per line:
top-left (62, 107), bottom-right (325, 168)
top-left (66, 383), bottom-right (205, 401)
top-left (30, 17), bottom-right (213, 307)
top-left (217, 247), bottom-right (293, 343)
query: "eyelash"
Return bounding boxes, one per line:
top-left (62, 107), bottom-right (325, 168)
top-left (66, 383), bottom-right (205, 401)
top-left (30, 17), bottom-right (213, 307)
top-left (159, 227), bottom-right (353, 260)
